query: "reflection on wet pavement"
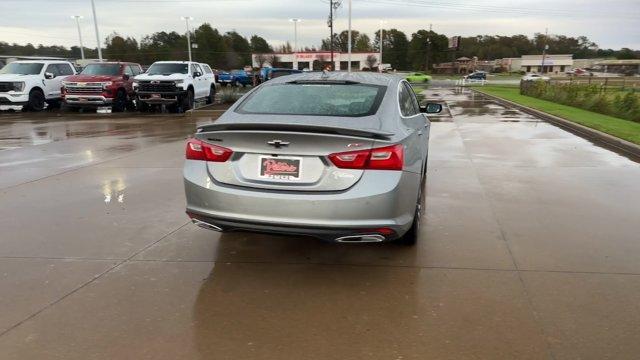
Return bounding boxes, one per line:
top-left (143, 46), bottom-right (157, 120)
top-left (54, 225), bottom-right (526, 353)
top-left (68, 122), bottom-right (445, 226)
top-left (1, 89), bottom-right (639, 359)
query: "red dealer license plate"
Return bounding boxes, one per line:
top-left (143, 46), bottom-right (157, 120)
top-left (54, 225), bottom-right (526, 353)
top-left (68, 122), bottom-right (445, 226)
top-left (259, 156), bottom-right (301, 181)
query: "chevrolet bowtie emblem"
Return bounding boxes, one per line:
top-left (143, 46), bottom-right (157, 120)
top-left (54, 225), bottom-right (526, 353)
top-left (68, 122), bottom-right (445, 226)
top-left (267, 140), bottom-right (290, 148)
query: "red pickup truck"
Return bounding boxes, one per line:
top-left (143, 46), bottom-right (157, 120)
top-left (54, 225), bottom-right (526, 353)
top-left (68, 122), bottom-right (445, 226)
top-left (62, 62), bottom-right (143, 111)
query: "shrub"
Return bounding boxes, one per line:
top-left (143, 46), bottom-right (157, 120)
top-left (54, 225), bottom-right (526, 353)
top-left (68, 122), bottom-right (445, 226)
top-left (520, 82), bottom-right (640, 123)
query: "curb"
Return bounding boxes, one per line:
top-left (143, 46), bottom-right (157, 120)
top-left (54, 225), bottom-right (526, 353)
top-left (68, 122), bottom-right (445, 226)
top-left (471, 88), bottom-right (640, 160)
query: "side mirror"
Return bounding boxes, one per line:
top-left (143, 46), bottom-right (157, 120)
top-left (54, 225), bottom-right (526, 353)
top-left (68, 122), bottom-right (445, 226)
top-left (420, 103), bottom-right (442, 114)
top-left (123, 74), bottom-right (130, 81)
top-left (193, 71), bottom-right (202, 78)
top-left (44, 72), bottom-right (55, 79)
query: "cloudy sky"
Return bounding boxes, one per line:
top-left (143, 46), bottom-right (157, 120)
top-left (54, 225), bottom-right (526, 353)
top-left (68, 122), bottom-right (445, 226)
top-left (1, 0), bottom-right (638, 51)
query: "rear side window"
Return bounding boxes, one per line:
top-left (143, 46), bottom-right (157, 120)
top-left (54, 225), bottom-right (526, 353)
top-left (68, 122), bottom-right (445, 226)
top-left (124, 65), bottom-right (134, 76)
top-left (202, 64), bottom-right (213, 74)
top-left (131, 65), bottom-right (142, 75)
top-left (236, 83), bottom-right (386, 117)
top-left (399, 82), bottom-right (419, 117)
top-left (57, 63), bottom-right (75, 76)
top-left (45, 64), bottom-right (60, 76)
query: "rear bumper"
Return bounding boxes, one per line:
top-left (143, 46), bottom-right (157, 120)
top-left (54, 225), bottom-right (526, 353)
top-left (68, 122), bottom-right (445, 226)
top-left (183, 159), bottom-right (420, 241)
top-left (187, 212), bottom-right (398, 242)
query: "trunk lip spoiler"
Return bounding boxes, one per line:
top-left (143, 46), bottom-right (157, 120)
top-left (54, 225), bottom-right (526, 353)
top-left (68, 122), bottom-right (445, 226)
top-left (196, 123), bottom-right (393, 140)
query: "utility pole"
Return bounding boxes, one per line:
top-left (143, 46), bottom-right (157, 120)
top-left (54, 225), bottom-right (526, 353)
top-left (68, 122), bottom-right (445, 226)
top-left (328, 0), bottom-right (341, 70)
top-left (541, 27), bottom-right (549, 74)
top-left (330, 0), bottom-right (334, 69)
top-left (90, 0), bottom-right (102, 61)
top-left (71, 15), bottom-right (85, 60)
top-left (347, 0), bottom-right (352, 73)
top-left (378, 21), bottom-right (385, 72)
top-left (425, 38), bottom-right (431, 73)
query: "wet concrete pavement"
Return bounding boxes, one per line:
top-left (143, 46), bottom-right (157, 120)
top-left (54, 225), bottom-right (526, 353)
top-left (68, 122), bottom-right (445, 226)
top-left (1, 88), bottom-right (639, 359)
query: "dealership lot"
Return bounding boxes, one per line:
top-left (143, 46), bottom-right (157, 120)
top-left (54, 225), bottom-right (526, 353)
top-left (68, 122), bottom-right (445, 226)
top-left (1, 88), bottom-right (639, 359)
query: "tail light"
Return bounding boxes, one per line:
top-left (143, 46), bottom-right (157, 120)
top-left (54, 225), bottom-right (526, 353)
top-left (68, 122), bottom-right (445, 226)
top-left (186, 139), bottom-right (233, 162)
top-left (328, 144), bottom-right (404, 171)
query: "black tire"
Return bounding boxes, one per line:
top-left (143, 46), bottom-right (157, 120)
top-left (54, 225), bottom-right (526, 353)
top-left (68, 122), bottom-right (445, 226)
top-left (181, 89), bottom-right (194, 111)
top-left (206, 85), bottom-right (215, 104)
top-left (112, 89), bottom-right (127, 112)
top-left (25, 89), bottom-right (45, 111)
top-left (234, 80), bottom-right (240, 88)
top-left (397, 174), bottom-right (426, 246)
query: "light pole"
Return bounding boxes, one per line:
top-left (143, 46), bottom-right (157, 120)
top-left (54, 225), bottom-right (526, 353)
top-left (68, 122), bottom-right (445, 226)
top-left (90, 0), bottom-right (102, 61)
top-left (379, 20), bottom-right (386, 72)
top-left (289, 18), bottom-right (301, 52)
top-left (71, 15), bottom-right (85, 60)
top-left (181, 16), bottom-right (194, 62)
top-left (541, 27), bottom-right (549, 74)
top-left (347, 0), bottom-right (352, 73)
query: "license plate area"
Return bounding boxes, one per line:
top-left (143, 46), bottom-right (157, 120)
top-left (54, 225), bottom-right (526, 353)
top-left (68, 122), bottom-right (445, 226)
top-left (258, 156), bottom-right (302, 181)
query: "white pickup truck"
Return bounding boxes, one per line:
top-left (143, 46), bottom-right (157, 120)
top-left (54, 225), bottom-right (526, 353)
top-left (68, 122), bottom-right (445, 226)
top-left (133, 61), bottom-right (216, 112)
top-left (0, 60), bottom-right (76, 111)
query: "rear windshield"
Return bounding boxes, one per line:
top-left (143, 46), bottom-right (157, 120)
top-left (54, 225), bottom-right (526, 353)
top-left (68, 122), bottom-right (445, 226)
top-left (0, 62), bottom-right (44, 75)
top-left (236, 83), bottom-right (386, 117)
top-left (81, 64), bottom-right (120, 76)
top-left (146, 63), bottom-right (188, 75)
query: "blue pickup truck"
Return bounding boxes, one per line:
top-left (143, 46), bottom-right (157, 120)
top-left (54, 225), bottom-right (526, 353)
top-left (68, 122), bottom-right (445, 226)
top-left (218, 70), bottom-right (252, 87)
top-left (260, 68), bottom-right (303, 83)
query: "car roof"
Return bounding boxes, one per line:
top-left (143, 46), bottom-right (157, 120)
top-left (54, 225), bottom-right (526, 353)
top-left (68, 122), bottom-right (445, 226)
top-left (266, 71), bottom-right (400, 87)
top-left (11, 60), bottom-right (71, 64)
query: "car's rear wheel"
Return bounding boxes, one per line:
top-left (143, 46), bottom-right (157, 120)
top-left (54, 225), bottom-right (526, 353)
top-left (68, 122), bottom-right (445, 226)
top-left (397, 174), bottom-right (425, 246)
top-left (25, 89), bottom-right (45, 111)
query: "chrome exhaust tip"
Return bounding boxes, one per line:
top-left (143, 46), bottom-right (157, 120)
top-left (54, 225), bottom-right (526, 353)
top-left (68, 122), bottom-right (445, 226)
top-left (192, 218), bottom-right (223, 232)
top-left (335, 234), bottom-right (386, 243)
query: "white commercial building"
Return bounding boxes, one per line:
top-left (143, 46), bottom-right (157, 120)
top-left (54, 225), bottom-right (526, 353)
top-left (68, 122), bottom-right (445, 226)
top-left (252, 51), bottom-right (381, 71)
top-left (500, 54), bottom-right (573, 74)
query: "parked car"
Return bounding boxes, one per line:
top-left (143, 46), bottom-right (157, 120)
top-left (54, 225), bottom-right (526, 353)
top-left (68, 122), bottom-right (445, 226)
top-left (61, 62), bottom-right (143, 112)
top-left (0, 60), bottom-right (76, 111)
top-left (260, 68), bottom-right (303, 82)
top-left (522, 73), bottom-right (550, 81)
top-left (405, 72), bottom-right (432, 83)
top-left (218, 69), bottom-right (252, 87)
top-left (134, 61), bottom-right (215, 112)
top-left (183, 72), bottom-right (443, 245)
top-left (565, 68), bottom-right (592, 76)
top-left (464, 71), bottom-right (487, 80)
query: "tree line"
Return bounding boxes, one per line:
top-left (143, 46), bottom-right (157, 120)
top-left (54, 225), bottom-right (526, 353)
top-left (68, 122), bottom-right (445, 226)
top-left (1, 24), bottom-right (638, 71)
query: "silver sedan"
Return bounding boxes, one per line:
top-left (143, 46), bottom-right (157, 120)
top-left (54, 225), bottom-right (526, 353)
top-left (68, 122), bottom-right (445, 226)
top-left (183, 72), bottom-right (441, 245)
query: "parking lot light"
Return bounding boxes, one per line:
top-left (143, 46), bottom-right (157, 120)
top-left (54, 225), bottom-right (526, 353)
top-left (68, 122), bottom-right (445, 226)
top-left (181, 16), bottom-right (194, 62)
top-left (289, 19), bottom-right (301, 53)
top-left (90, 0), bottom-right (102, 61)
top-left (71, 15), bottom-right (85, 60)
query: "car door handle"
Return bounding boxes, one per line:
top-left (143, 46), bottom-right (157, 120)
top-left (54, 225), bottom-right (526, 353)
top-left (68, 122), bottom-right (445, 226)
top-left (418, 130), bottom-right (423, 136)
